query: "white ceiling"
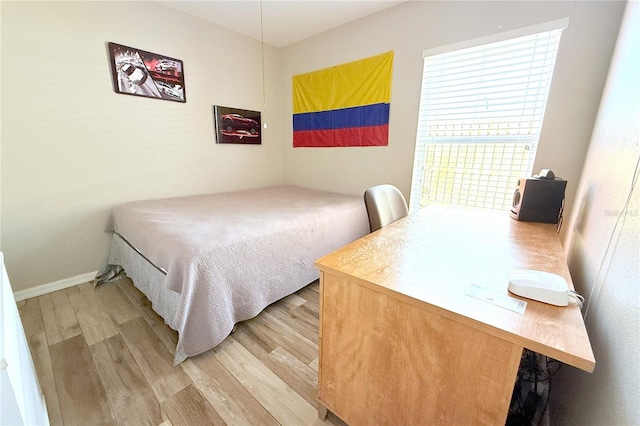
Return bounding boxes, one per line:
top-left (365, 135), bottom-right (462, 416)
top-left (158, 1), bottom-right (407, 48)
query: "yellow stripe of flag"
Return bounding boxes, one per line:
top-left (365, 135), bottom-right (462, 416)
top-left (292, 51), bottom-right (393, 114)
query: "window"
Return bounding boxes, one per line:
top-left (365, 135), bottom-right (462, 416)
top-left (409, 20), bottom-right (568, 212)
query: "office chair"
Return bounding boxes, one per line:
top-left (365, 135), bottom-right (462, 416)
top-left (364, 184), bottom-right (409, 232)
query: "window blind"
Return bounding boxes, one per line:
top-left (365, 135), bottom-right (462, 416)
top-left (410, 22), bottom-right (566, 212)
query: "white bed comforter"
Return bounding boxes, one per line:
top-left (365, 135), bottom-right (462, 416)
top-left (110, 185), bottom-right (369, 363)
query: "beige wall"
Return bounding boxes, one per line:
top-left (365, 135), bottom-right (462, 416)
top-left (552, 1), bottom-right (639, 423)
top-left (1, 1), bottom-right (282, 291)
top-left (279, 1), bottom-right (625, 243)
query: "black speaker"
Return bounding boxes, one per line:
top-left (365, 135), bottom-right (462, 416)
top-left (510, 177), bottom-right (567, 224)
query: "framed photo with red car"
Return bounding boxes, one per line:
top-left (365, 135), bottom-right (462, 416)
top-left (108, 42), bottom-right (186, 103)
top-left (213, 105), bottom-right (262, 144)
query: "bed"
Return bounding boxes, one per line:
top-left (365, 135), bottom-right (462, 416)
top-left (96, 185), bottom-right (370, 364)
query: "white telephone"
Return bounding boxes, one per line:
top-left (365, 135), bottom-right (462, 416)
top-left (507, 269), bottom-right (569, 306)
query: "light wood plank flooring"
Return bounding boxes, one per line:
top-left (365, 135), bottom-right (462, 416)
top-left (17, 277), bottom-right (346, 426)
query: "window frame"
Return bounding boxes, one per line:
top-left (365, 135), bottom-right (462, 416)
top-left (409, 18), bottom-right (569, 213)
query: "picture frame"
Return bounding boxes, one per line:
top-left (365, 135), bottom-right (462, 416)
top-left (108, 42), bottom-right (186, 103)
top-left (213, 105), bottom-right (262, 144)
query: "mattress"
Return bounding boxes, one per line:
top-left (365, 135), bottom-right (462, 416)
top-left (97, 185), bottom-right (369, 363)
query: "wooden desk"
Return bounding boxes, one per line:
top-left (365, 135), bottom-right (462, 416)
top-left (314, 206), bottom-right (595, 425)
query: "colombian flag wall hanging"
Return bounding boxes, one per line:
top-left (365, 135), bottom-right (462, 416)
top-left (292, 51), bottom-right (393, 147)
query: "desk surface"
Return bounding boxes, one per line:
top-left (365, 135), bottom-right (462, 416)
top-left (315, 205), bottom-right (595, 372)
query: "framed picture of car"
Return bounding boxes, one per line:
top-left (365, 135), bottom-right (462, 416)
top-left (108, 42), bottom-right (186, 103)
top-left (213, 105), bottom-right (262, 144)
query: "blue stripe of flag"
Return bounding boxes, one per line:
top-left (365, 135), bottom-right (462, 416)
top-left (293, 103), bottom-right (390, 131)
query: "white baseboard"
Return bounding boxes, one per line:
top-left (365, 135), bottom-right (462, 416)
top-left (13, 271), bottom-right (98, 302)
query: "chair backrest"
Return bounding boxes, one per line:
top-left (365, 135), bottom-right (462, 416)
top-left (364, 184), bottom-right (409, 232)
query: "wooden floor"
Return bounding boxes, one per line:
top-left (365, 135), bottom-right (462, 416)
top-left (17, 277), bottom-right (346, 426)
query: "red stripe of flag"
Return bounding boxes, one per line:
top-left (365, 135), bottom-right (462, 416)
top-left (293, 124), bottom-right (389, 147)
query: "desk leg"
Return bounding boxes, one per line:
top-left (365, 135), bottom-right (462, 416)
top-left (318, 404), bottom-right (328, 420)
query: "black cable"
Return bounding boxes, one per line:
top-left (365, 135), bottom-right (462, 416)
top-left (507, 351), bottom-right (562, 426)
